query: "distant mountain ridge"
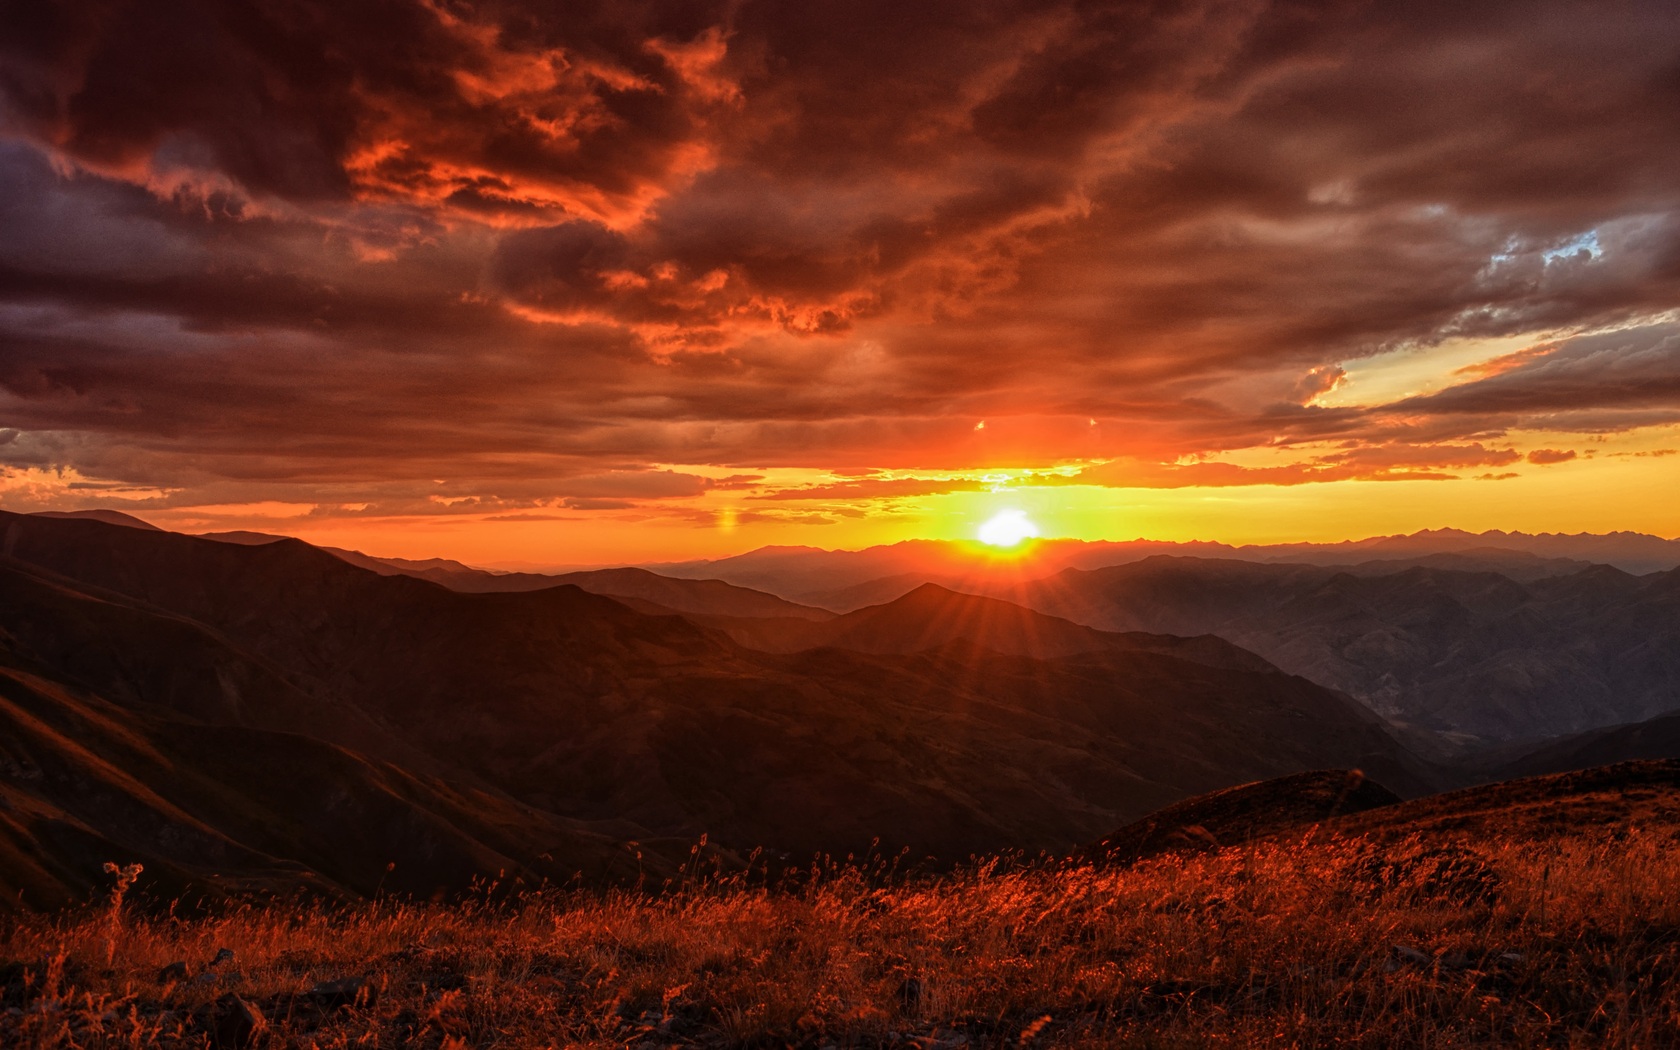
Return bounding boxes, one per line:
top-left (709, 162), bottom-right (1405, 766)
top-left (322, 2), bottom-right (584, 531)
top-left (24, 512), bottom-right (1680, 748)
top-left (33, 510), bottom-right (1678, 591)
top-left (647, 529), bottom-right (1680, 600)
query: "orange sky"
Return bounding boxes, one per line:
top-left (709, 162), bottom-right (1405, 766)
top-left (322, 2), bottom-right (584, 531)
top-left (2, 1), bottom-right (1679, 566)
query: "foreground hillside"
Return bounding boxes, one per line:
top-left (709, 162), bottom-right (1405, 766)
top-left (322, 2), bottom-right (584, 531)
top-left (2, 763), bottom-right (1675, 1049)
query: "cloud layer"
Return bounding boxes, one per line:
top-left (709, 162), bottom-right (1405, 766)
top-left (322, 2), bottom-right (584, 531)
top-left (2, 0), bottom-right (1679, 531)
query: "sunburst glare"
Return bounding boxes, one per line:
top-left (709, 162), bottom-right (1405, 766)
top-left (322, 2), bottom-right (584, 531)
top-left (977, 509), bottom-right (1040, 547)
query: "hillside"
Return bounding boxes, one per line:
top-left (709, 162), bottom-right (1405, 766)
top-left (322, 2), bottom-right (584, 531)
top-left (0, 559), bottom-right (655, 908)
top-left (3, 760), bottom-right (1675, 1049)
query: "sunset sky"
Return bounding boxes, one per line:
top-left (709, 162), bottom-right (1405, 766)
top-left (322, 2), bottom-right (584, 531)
top-left (2, 0), bottom-right (1678, 567)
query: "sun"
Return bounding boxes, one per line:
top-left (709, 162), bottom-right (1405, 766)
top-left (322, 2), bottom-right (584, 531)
top-left (977, 509), bottom-right (1040, 548)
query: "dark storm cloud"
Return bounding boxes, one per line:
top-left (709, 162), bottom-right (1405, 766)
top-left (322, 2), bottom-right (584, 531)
top-left (0, 0), bottom-right (734, 213)
top-left (2, 0), bottom-right (1680, 510)
top-left (1395, 323), bottom-right (1680, 419)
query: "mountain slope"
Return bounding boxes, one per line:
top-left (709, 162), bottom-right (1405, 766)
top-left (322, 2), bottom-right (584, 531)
top-left (0, 559), bottom-right (652, 909)
top-left (988, 556), bottom-right (1680, 743)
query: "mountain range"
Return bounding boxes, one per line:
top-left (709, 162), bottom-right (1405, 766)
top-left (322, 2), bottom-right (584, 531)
top-left (4, 508), bottom-right (1676, 911)
top-left (0, 510), bottom-right (1432, 909)
top-left (212, 519), bottom-right (1674, 749)
top-left (644, 529), bottom-right (1680, 601)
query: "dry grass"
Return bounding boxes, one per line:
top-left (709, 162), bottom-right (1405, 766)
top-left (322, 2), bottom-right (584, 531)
top-left (3, 828), bottom-right (1678, 1049)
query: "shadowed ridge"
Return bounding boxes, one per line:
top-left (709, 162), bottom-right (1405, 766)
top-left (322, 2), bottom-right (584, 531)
top-left (1086, 769), bottom-right (1402, 864)
top-left (725, 581), bottom-right (1278, 672)
top-left (0, 558), bottom-right (664, 909)
top-left (29, 509), bottom-right (162, 531)
top-left (194, 528), bottom-right (836, 620)
top-left (547, 567), bottom-right (835, 621)
top-left (196, 530), bottom-right (289, 545)
top-left (0, 509), bottom-right (727, 662)
top-left (819, 582), bottom-right (1116, 658)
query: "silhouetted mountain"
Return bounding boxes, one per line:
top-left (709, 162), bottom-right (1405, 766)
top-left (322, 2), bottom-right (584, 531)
top-left (195, 531), bottom-right (834, 621)
top-left (1329, 549), bottom-right (1594, 581)
top-left (646, 530), bottom-right (1680, 601)
top-left (545, 568), bottom-right (833, 620)
top-left (0, 511), bottom-right (1429, 906)
top-left (696, 583), bottom-right (1275, 672)
top-left (650, 539), bottom-right (1245, 599)
top-left (795, 550), bottom-right (1598, 614)
top-left (795, 572), bottom-right (940, 613)
top-left (987, 557), bottom-right (1680, 745)
top-left (196, 530), bottom-right (294, 545)
top-left (30, 509), bottom-right (162, 531)
top-left (1261, 528), bottom-right (1680, 576)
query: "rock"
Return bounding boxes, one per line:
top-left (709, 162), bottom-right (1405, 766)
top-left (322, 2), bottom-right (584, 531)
top-left (1390, 944), bottom-right (1432, 967)
top-left (200, 994), bottom-right (265, 1048)
top-left (308, 976), bottom-right (374, 1011)
top-left (1439, 952), bottom-right (1475, 971)
top-left (157, 961), bottom-right (190, 983)
top-left (209, 948), bottom-right (236, 968)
